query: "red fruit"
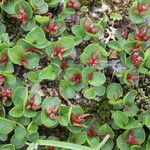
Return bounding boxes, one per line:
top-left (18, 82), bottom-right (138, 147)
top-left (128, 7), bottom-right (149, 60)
top-left (132, 51), bottom-right (142, 68)
top-left (71, 113), bottom-right (90, 127)
top-left (46, 106), bottom-right (60, 120)
top-left (45, 18), bottom-right (63, 36)
top-left (142, 35), bottom-right (150, 41)
top-left (121, 28), bottom-right (128, 39)
top-left (85, 23), bottom-right (99, 34)
top-left (21, 55), bottom-right (28, 66)
top-left (51, 45), bottom-right (68, 60)
top-left (0, 74), bottom-right (6, 86)
top-left (126, 132), bottom-right (139, 145)
top-left (61, 59), bottom-right (69, 70)
top-left (127, 75), bottom-right (141, 83)
top-left (14, 6), bottom-right (28, 24)
top-left (68, 0), bottom-right (80, 10)
top-left (48, 146), bottom-right (55, 150)
top-left (26, 96), bottom-right (41, 111)
top-left (88, 73), bottom-right (93, 80)
top-left (70, 73), bottom-right (82, 84)
top-left (0, 88), bottom-right (12, 104)
top-left (88, 127), bottom-right (98, 137)
top-left (0, 54), bottom-right (8, 66)
top-left (135, 3), bottom-right (150, 16)
top-left (1, 0), bottom-right (8, 4)
top-left (135, 26), bottom-right (150, 42)
top-left (87, 51), bottom-right (102, 68)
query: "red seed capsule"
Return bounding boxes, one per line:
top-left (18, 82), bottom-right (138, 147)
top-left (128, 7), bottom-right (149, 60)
top-left (14, 6), bottom-right (28, 24)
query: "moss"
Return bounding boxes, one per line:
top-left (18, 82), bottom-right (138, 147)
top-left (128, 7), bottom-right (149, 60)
top-left (136, 75), bottom-right (150, 112)
top-left (82, 98), bottom-right (113, 125)
top-left (3, 14), bottom-right (23, 43)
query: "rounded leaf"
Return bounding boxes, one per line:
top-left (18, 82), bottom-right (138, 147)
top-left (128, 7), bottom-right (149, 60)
top-left (107, 83), bottom-right (123, 99)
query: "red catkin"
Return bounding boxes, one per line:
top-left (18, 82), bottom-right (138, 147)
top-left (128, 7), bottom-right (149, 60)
top-left (45, 18), bottom-right (63, 36)
top-left (70, 73), bottom-right (82, 84)
top-left (14, 6), bottom-right (28, 24)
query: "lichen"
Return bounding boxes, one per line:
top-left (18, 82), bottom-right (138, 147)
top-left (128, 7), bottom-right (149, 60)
top-left (79, 0), bottom-right (113, 8)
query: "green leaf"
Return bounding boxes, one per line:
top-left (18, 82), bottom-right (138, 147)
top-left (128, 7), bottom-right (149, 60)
top-left (146, 116), bottom-right (150, 128)
top-left (124, 117), bottom-right (141, 130)
top-left (27, 122), bottom-right (38, 133)
top-left (146, 136), bottom-right (150, 150)
top-left (88, 72), bottom-right (106, 87)
top-left (26, 132), bottom-right (39, 142)
top-left (131, 145), bottom-right (145, 150)
top-left (8, 46), bottom-right (25, 65)
top-left (11, 135), bottom-right (26, 149)
top-left (33, 112), bottom-right (42, 126)
top-left (123, 104), bottom-right (139, 117)
top-left (2, 74), bottom-right (16, 86)
top-left (84, 87), bottom-right (96, 99)
top-left (15, 125), bottom-right (27, 139)
top-left (107, 83), bottom-right (123, 99)
top-left (72, 25), bottom-right (86, 37)
top-left (24, 109), bottom-right (37, 118)
top-left (0, 117), bottom-right (15, 134)
top-left (48, 0), bottom-right (59, 7)
top-left (12, 87), bottom-right (28, 109)
top-left (42, 97), bottom-right (61, 110)
top-left (68, 131), bottom-right (87, 144)
top-left (26, 71), bottom-right (41, 83)
top-left (138, 112), bottom-right (150, 125)
top-left (95, 86), bottom-right (106, 96)
top-left (26, 26), bottom-right (47, 48)
top-left (107, 40), bottom-right (123, 52)
top-left (0, 144), bottom-right (15, 150)
top-left (41, 110), bottom-right (58, 128)
top-left (99, 124), bottom-right (114, 138)
top-left (0, 23), bottom-right (6, 34)
top-left (0, 132), bottom-right (8, 142)
top-left (98, 124), bottom-right (114, 150)
top-left (35, 15), bottom-right (49, 24)
top-left (26, 53), bottom-right (40, 69)
top-left (123, 90), bottom-right (137, 106)
top-left (87, 136), bottom-right (100, 148)
top-left (145, 56), bottom-right (150, 69)
top-left (112, 111), bottom-right (129, 128)
top-left (81, 44), bottom-right (107, 69)
top-left (2, 0), bottom-right (18, 14)
top-left (117, 134), bottom-right (130, 150)
top-left (39, 64), bottom-right (61, 80)
top-left (21, 17), bottom-right (36, 31)
top-left (0, 103), bottom-right (5, 117)
top-left (9, 106), bottom-right (23, 118)
top-left (29, 0), bottom-right (48, 14)
top-left (58, 106), bottom-right (69, 126)
top-left (59, 80), bottom-right (76, 99)
top-left (109, 13), bottom-right (122, 21)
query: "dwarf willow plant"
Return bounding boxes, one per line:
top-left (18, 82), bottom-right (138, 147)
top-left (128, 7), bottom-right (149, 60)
top-left (0, 0), bottom-right (150, 150)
